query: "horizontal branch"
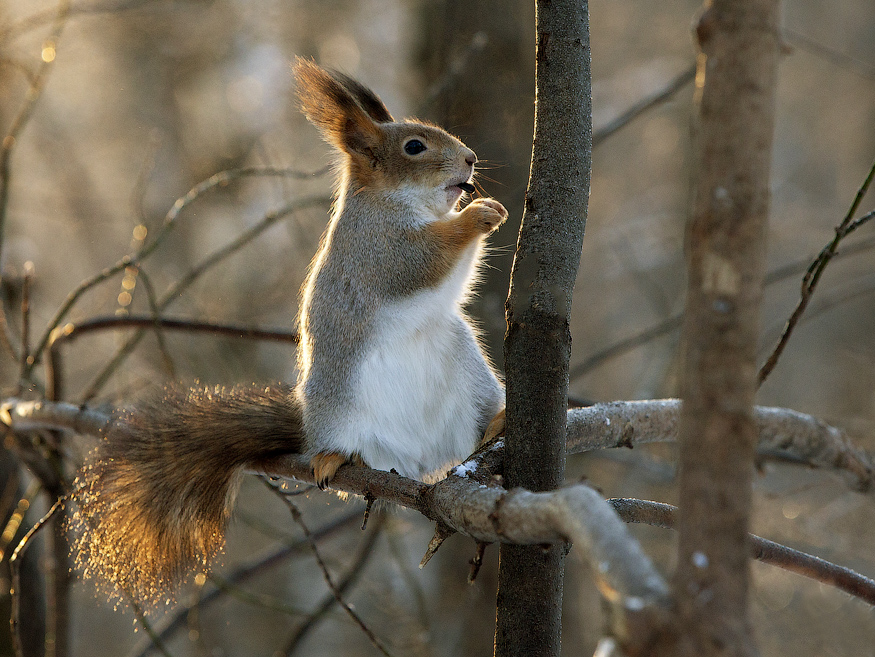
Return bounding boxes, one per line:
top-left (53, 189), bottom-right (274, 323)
top-left (3, 396), bottom-right (871, 492)
top-left (1, 397), bottom-right (671, 645)
top-left (1, 398), bottom-right (109, 436)
top-left (609, 498), bottom-right (875, 605)
top-left (566, 400), bottom-right (874, 491)
top-left (5, 396), bottom-right (873, 642)
top-left (49, 315), bottom-right (299, 345)
top-left (256, 453), bottom-right (671, 648)
top-left (3, 394), bottom-right (871, 502)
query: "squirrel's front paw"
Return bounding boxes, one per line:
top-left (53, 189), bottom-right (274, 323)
top-left (463, 198), bottom-right (508, 234)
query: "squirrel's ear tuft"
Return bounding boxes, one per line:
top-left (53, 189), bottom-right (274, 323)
top-left (330, 71), bottom-right (394, 124)
top-left (294, 58), bottom-right (385, 158)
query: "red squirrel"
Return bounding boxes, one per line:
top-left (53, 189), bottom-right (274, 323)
top-left (71, 59), bottom-right (507, 603)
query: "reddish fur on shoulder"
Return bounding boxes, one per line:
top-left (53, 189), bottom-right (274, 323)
top-left (68, 384), bottom-right (303, 605)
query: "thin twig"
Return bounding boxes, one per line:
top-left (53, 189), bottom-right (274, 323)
top-left (592, 64), bottom-right (696, 148)
top-left (128, 510), bottom-right (360, 657)
top-left (135, 268), bottom-right (177, 379)
top-left (609, 498), bottom-right (875, 605)
top-left (467, 541), bottom-right (488, 584)
top-left (209, 574), bottom-right (311, 616)
top-left (26, 168), bottom-right (325, 375)
top-left (49, 315), bottom-right (298, 345)
top-left (569, 315), bottom-right (683, 382)
top-left (284, 514), bottom-right (385, 655)
top-left (128, 603), bottom-right (174, 657)
top-left (570, 231), bottom-right (875, 382)
top-left (262, 478), bottom-right (395, 657)
top-left (0, 0), bottom-right (71, 363)
top-left (79, 195), bottom-right (327, 401)
top-left (418, 522), bottom-right (454, 569)
top-left (783, 28), bottom-right (875, 82)
top-left (9, 495), bottom-right (65, 657)
top-left (0, 470), bottom-right (23, 552)
top-left (759, 158), bottom-right (875, 385)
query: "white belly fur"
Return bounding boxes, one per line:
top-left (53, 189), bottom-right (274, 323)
top-left (345, 247), bottom-right (491, 480)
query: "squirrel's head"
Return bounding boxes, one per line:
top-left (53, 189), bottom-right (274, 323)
top-left (294, 58), bottom-right (477, 213)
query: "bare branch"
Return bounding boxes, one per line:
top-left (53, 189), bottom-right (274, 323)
top-left (263, 478), bottom-right (395, 657)
top-left (609, 498), bottom-right (875, 605)
top-left (566, 401), bottom-right (874, 492)
top-left (4, 397), bottom-right (870, 494)
top-left (48, 315), bottom-right (298, 345)
top-left (7, 397), bottom-right (870, 649)
top-left (1, 397), bottom-right (671, 646)
top-left (79, 195), bottom-right (328, 401)
top-left (1, 399), bottom-right (110, 437)
top-left (592, 65), bottom-right (696, 148)
top-left (759, 159), bottom-right (875, 385)
top-left (9, 495), bottom-right (64, 657)
top-left (0, 0), bottom-right (72, 362)
top-left (283, 513), bottom-right (385, 656)
top-left (8, 395), bottom-right (873, 648)
top-left (570, 233), bottom-right (875, 382)
top-left (133, 268), bottom-right (177, 380)
top-left (26, 169), bottom-right (326, 375)
top-left (128, 511), bottom-right (361, 657)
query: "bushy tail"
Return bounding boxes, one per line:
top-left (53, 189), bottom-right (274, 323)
top-left (69, 383), bottom-right (304, 604)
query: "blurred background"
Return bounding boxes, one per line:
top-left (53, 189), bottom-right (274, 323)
top-left (0, 0), bottom-right (873, 655)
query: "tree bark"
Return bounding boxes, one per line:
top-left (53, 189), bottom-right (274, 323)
top-left (673, 1), bottom-right (781, 655)
top-left (494, 1), bottom-right (591, 656)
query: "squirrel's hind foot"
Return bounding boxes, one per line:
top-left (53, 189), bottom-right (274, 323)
top-left (310, 451), bottom-right (366, 489)
top-left (480, 407), bottom-right (506, 446)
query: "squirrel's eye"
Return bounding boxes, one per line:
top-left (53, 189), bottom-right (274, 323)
top-left (404, 139), bottom-right (427, 155)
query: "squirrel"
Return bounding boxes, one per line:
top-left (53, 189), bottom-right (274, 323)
top-left (70, 59), bottom-right (508, 604)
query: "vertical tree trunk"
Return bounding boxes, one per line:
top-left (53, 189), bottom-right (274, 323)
top-left (674, 1), bottom-right (780, 656)
top-left (494, 1), bottom-right (591, 656)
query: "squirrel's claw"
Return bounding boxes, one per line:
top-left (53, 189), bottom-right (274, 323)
top-left (310, 451), bottom-right (367, 489)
